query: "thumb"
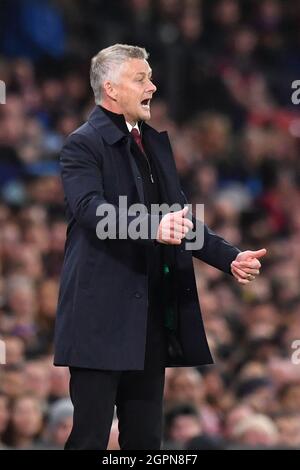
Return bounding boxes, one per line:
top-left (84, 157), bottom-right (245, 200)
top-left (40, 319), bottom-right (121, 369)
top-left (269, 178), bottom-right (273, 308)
top-left (181, 206), bottom-right (189, 217)
top-left (248, 248), bottom-right (267, 259)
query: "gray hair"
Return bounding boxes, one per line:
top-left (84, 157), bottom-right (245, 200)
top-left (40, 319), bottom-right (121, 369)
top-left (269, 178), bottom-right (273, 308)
top-left (90, 44), bottom-right (149, 105)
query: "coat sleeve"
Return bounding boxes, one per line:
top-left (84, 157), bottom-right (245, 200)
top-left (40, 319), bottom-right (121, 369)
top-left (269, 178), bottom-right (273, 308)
top-left (60, 132), bottom-right (159, 246)
top-left (180, 190), bottom-right (240, 274)
top-left (191, 217), bottom-right (240, 274)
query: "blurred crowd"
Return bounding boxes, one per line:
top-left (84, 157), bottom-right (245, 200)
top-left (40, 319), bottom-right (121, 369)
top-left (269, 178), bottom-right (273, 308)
top-left (1, 0), bottom-right (300, 450)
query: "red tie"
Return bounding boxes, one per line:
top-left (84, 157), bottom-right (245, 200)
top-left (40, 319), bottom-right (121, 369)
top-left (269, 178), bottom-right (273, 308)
top-left (131, 128), bottom-right (145, 154)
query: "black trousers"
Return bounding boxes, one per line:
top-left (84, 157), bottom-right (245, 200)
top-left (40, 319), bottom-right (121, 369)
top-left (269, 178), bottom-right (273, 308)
top-left (65, 292), bottom-right (167, 450)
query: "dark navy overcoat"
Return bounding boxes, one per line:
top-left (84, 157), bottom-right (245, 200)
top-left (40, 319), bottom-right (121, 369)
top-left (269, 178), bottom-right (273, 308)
top-left (54, 106), bottom-right (240, 370)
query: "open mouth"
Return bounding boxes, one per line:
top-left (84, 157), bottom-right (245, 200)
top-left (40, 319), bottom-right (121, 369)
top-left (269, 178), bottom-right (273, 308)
top-left (141, 99), bottom-right (150, 109)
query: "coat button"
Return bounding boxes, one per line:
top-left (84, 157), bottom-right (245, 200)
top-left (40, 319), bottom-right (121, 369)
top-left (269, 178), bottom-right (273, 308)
top-left (134, 292), bottom-right (142, 298)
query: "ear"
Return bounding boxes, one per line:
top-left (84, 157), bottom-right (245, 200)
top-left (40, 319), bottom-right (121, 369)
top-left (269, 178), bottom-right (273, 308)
top-left (103, 80), bottom-right (118, 101)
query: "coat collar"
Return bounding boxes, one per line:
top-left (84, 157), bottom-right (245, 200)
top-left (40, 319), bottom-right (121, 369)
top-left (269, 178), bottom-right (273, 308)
top-left (88, 106), bottom-right (182, 205)
top-left (88, 105), bottom-right (126, 145)
top-left (87, 105), bottom-right (163, 145)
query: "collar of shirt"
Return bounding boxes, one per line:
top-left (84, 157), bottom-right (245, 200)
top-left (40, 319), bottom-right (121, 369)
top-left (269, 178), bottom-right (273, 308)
top-left (126, 121), bottom-right (139, 133)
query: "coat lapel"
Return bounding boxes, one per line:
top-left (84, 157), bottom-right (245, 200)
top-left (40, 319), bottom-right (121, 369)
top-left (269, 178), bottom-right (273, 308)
top-left (88, 106), bottom-right (146, 205)
top-left (125, 138), bottom-right (146, 204)
top-left (88, 106), bottom-right (183, 207)
top-left (142, 125), bottom-right (183, 206)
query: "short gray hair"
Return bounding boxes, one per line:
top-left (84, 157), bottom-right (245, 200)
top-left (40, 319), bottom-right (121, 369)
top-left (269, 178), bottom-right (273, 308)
top-left (90, 44), bottom-right (149, 105)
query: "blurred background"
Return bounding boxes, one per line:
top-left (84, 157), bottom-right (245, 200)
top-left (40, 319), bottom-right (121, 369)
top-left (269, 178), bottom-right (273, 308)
top-left (1, 0), bottom-right (300, 450)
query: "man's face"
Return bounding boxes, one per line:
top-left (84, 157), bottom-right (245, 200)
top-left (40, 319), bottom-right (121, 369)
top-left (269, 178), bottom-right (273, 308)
top-left (108, 58), bottom-right (157, 124)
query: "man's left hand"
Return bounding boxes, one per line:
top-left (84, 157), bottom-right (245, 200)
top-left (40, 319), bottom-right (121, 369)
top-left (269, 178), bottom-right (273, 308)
top-left (231, 248), bottom-right (267, 284)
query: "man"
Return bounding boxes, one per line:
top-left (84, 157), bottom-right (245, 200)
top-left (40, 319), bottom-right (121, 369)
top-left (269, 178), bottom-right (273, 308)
top-left (54, 44), bottom-right (266, 450)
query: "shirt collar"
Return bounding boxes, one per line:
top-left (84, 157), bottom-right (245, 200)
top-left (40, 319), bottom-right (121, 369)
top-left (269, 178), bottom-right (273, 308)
top-left (126, 121), bottom-right (139, 133)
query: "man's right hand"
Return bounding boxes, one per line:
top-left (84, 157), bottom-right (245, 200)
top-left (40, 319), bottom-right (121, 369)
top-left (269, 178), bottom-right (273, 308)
top-left (156, 206), bottom-right (194, 245)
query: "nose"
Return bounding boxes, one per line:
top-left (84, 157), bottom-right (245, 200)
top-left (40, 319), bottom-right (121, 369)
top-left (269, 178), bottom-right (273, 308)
top-left (147, 79), bottom-right (157, 94)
